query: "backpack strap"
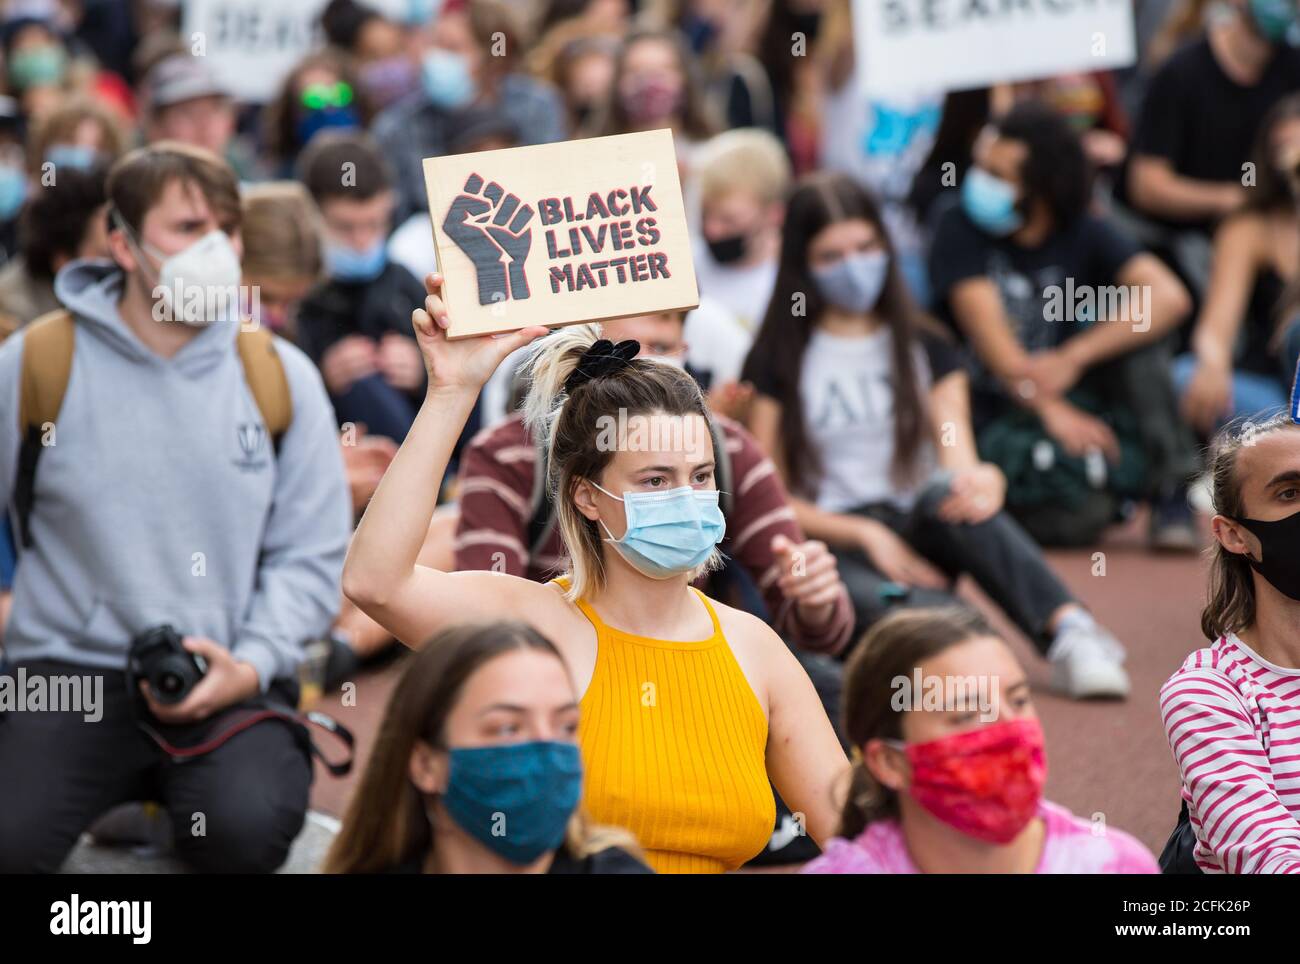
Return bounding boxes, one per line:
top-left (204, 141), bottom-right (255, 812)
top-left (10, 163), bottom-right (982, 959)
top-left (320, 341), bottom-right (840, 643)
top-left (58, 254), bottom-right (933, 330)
top-left (236, 327), bottom-right (292, 453)
top-left (14, 310), bottom-right (75, 548)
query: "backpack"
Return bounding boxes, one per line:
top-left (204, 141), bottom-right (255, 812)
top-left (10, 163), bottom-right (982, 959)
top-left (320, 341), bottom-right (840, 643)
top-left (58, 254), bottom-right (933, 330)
top-left (1157, 799), bottom-right (1205, 875)
top-left (12, 309), bottom-right (292, 549)
top-left (523, 417), bottom-right (735, 560)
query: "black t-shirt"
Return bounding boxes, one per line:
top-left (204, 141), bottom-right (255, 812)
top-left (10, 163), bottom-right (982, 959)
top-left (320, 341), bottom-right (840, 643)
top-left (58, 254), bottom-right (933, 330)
top-left (295, 261), bottom-right (427, 371)
top-left (1121, 37), bottom-right (1300, 228)
top-left (928, 205), bottom-right (1141, 409)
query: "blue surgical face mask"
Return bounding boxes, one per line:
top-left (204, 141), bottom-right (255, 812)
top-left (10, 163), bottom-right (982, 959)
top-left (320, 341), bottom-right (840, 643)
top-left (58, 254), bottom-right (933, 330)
top-left (961, 166), bottom-right (1025, 237)
top-left (422, 48), bottom-right (476, 110)
top-left (296, 106), bottom-right (360, 148)
top-left (45, 144), bottom-right (101, 171)
top-left (325, 237), bottom-right (387, 282)
top-left (0, 165), bottom-right (27, 220)
top-left (812, 249), bottom-right (890, 314)
top-left (404, 0), bottom-right (443, 25)
top-left (1250, 0), bottom-right (1297, 42)
top-left (592, 482), bottom-right (726, 579)
top-left (441, 740), bottom-right (583, 865)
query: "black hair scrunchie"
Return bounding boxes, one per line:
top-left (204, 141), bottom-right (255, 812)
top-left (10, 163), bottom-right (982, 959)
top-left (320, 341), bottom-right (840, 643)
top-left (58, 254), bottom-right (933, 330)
top-left (563, 338), bottom-right (640, 395)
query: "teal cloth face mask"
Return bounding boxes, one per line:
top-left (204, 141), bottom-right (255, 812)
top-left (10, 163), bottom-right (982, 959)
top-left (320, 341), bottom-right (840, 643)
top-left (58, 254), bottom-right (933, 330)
top-left (592, 482), bottom-right (726, 579)
top-left (442, 740), bottom-right (583, 865)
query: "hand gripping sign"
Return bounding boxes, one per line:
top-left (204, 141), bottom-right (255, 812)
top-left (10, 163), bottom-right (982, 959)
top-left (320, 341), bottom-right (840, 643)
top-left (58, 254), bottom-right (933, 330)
top-left (423, 129), bottom-right (699, 338)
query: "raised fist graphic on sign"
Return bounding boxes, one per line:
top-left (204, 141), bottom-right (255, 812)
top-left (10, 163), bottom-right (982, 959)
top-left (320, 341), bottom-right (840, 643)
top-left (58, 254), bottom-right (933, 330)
top-left (442, 173), bottom-right (535, 305)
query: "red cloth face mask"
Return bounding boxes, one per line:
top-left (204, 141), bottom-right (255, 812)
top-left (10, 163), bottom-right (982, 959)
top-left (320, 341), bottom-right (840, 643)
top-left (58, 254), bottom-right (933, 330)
top-left (894, 717), bottom-right (1047, 844)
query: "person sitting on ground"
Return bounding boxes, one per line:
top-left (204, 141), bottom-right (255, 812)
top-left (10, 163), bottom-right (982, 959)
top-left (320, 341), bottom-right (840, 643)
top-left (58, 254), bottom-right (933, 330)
top-left (1177, 94), bottom-right (1300, 434)
top-left (1161, 412), bottom-right (1300, 873)
top-left (1122, 0), bottom-right (1300, 241)
top-left (746, 172), bottom-right (1132, 699)
top-left (343, 273), bottom-right (849, 873)
top-left (687, 127), bottom-right (788, 401)
top-left (239, 180), bottom-right (402, 685)
top-left (295, 131), bottom-right (429, 445)
top-left (456, 309), bottom-right (854, 658)
top-left (0, 142), bottom-right (351, 873)
top-left (804, 607), bottom-right (1159, 874)
top-left (929, 102), bottom-right (1198, 550)
top-left (325, 620), bottom-right (653, 874)
top-left (0, 160), bottom-right (108, 337)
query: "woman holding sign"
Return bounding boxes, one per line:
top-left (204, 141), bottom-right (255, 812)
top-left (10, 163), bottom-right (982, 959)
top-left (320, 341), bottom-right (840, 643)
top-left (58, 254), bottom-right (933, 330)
top-left (342, 273), bottom-right (848, 874)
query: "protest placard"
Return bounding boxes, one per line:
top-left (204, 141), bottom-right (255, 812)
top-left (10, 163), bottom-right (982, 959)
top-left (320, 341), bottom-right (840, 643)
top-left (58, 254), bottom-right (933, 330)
top-left (853, 0), bottom-right (1137, 96)
top-left (422, 129), bottom-right (699, 339)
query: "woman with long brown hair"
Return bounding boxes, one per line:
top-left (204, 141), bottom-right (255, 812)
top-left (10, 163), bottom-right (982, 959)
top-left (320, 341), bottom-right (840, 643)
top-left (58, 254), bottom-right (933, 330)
top-left (742, 172), bottom-right (1131, 699)
top-left (325, 620), bottom-right (649, 874)
top-left (342, 273), bottom-right (847, 873)
top-left (1161, 413), bottom-right (1300, 873)
top-left (804, 607), bottom-right (1157, 873)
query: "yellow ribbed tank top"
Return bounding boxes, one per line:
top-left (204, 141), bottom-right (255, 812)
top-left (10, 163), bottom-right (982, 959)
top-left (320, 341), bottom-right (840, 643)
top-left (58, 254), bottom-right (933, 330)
top-left (558, 579), bottom-right (775, 874)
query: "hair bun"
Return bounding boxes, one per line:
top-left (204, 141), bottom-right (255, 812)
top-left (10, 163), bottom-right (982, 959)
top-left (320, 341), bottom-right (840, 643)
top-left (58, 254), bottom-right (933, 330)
top-left (563, 339), bottom-right (639, 396)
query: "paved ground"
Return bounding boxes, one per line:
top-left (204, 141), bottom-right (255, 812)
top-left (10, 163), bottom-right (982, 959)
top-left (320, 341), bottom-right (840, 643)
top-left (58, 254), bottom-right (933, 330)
top-left (303, 508), bottom-right (1208, 862)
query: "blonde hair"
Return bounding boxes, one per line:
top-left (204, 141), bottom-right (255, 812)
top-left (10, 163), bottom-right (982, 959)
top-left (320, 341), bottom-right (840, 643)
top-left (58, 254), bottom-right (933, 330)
top-left (697, 128), bottom-right (792, 205)
top-left (239, 181), bottom-right (324, 281)
top-left (521, 323), bottom-right (723, 602)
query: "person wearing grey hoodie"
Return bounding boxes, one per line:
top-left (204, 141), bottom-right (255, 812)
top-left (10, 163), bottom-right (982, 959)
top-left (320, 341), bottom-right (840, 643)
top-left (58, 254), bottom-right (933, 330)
top-left (0, 142), bottom-right (352, 873)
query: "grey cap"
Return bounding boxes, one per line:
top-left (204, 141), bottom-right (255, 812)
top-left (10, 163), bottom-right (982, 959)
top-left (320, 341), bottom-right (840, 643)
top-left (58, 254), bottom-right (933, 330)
top-left (144, 53), bottom-right (230, 111)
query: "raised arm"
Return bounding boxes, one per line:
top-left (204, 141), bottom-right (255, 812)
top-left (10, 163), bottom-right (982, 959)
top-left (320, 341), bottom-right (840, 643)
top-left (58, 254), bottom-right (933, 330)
top-left (341, 273), bottom-right (553, 647)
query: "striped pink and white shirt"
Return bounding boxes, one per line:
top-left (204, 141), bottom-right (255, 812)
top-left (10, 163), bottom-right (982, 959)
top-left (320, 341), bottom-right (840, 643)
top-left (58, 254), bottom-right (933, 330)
top-left (1160, 633), bottom-right (1300, 874)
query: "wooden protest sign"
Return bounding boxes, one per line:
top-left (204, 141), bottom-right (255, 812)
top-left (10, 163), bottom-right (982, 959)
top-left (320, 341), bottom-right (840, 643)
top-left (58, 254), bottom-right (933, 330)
top-left (422, 129), bottom-right (699, 339)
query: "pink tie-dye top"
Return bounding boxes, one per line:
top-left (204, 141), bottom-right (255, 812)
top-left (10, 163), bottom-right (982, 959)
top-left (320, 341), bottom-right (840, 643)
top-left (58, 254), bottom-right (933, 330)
top-left (802, 800), bottom-right (1159, 874)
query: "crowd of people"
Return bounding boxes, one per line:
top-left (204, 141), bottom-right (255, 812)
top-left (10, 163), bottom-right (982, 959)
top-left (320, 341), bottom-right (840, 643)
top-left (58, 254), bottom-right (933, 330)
top-left (0, 0), bottom-right (1297, 876)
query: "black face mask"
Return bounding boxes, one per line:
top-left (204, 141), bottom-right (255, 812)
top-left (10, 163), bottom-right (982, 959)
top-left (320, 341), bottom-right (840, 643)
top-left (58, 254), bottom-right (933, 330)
top-left (706, 232), bottom-right (748, 265)
top-left (1233, 508), bottom-right (1300, 601)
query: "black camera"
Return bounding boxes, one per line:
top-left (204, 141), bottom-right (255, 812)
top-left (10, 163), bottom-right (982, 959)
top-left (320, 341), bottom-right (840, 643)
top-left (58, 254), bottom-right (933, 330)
top-left (128, 625), bottom-right (208, 705)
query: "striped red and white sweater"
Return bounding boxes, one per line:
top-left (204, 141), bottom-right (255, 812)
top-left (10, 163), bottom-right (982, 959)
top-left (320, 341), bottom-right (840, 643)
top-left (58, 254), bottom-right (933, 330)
top-left (453, 412), bottom-right (854, 654)
top-left (1160, 633), bottom-right (1300, 874)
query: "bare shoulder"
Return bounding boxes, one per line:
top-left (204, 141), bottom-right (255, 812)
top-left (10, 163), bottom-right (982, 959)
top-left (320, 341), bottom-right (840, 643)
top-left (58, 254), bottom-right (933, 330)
top-left (708, 596), bottom-right (798, 692)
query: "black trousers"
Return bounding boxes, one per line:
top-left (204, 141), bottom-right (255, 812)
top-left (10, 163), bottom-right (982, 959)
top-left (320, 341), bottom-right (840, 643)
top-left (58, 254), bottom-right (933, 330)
top-left (832, 479), bottom-right (1075, 656)
top-left (0, 660), bottom-right (311, 874)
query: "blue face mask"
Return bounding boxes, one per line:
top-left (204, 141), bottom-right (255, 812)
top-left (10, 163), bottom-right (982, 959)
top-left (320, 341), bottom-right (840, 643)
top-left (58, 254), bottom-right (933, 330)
top-left (296, 106), bottom-right (360, 148)
top-left (593, 482), bottom-right (727, 579)
top-left (325, 238), bottom-right (387, 282)
top-left (45, 144), bottom-right (101, 172)
top-left (0, 166), bottom-right (27, 221)
top-left (405, 0), bottom-right (443, 24)
top-left (441, 740), bottom-right (583, 865)
top-left (422, 48), bottom-right (476, 110)
top-left (812, 250), bottom-right (890, 314)
top-left (961, 166), bottom-right (1024, 237)
top-left (1251, 0), bottom-right (1297, 42)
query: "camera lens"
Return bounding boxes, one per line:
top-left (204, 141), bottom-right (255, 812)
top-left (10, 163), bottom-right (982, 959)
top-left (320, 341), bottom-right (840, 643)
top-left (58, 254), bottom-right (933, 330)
top-left (159, 672), bottom-right (183, 695)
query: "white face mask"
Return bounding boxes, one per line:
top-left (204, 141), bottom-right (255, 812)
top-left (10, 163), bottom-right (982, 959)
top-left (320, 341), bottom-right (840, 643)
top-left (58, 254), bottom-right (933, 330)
top-left (116, 213), bottom-right (243, 327)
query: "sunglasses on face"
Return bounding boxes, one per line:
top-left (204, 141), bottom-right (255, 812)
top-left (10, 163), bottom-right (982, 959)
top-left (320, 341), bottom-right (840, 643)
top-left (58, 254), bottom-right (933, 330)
top-left (300, 81), bottom-right (354, 111)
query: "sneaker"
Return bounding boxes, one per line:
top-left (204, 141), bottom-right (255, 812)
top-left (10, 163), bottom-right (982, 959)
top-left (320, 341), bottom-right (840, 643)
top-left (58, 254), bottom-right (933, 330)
top-left (1149, 487), bottom-right (1199, 553)
top-left (1048, 620), bottom-right (1130, 700)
